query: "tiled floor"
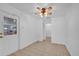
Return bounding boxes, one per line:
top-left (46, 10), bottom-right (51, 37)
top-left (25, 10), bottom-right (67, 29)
top-left (10, 39), bottom-right (70, 56)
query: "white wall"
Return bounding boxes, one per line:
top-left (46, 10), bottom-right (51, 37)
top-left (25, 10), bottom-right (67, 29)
top-left (0, 4), bottom-right (21, 55)
top-left (51, 4), bottom-right (79, 56)
top-left (20, 15), bottom-right (43, 49)
top-left (0, 4), bottom-right (43, 55)
top-left (51, 17), bottom-right (67, 44)
top-left (65, 4), bottom-right (79, 56)
top-left (0, 12), bottom-right (4, 55)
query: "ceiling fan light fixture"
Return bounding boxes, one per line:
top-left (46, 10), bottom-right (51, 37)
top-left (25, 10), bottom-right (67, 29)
top-left (35, 5), bottom-right (53, 17)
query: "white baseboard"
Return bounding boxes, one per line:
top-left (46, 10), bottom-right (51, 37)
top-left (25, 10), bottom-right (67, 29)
top-left (20, 39), bottom-right (38, 50)
top-left (51, 40), bottom-right (65, 45)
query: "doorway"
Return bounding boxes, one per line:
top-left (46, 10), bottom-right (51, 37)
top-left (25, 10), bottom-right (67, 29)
top-left (44, 23), bottom-right (52, 41)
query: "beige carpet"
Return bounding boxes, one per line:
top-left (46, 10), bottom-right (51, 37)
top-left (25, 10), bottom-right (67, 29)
top-left (10, 39), bottom-right (70, 56)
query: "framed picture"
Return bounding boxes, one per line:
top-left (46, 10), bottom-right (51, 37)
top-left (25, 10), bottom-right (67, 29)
top-left (4, 16), bottom-right (17, 35)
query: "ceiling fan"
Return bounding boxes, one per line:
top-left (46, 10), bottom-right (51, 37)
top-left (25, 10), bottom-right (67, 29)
top-left (35, 6), bottom-right (53, 17)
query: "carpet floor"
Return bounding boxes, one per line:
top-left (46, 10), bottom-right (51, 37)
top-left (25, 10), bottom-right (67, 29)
top-left (10, 39), bottom-right (70, 56)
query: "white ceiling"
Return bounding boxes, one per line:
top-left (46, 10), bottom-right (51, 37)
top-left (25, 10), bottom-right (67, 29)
top-left (9, 3), bottom-right (71, 17)
top-left (8, 3), bottom-right (72, 24)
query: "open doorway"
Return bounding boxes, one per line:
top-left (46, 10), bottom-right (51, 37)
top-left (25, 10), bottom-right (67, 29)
top-left (44, 23), bottom-right (52, 41)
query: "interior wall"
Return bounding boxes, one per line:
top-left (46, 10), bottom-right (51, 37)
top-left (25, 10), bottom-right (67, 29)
top-left (51, 4), bottom-right (79, 56)
top-left (65, 4), bottom-right (79, 56)
top-left (0, 12), bottom-right (4, 55)
top-left (20, 15), bottom-right (43, 49)
top-left (0, 3), bottom-right (21, 55)
top-left (51, 17), bottom-right (67, 44)
top-left (0, 4), bottom-right (43, 55)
